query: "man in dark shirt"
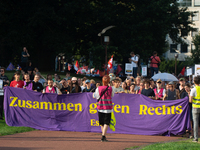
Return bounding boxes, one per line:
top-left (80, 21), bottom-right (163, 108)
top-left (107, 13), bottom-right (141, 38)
top-left (141, 79), bottom-right (155, 98)
top-left (178, 78), bottom-right (187, 99)
top-left (21, 47), bottom-right (30, 70)
top-left (82, 79), bottom-right (96, 93)
top-left (32, 74), bottom-right (43, 92)
top-left (0, 67), bottom-right (9, 120)
top-left (60, 79), bottom-right (69, 94)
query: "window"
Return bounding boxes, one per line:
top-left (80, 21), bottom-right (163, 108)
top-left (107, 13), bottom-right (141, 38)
top-left (194, 0), bottom-right (200, 6)
top-left (178, 0), bottom-right (192, 7)
top-left (193, 11), bottom-right (199, 21)
top-left (192, 28), bottom-right (199, 37)
top-left (181, 44), bottom-right (188, 53)
top-left (170, 44), bottom-right (177, 53)
top-left (181, 29), bottom-right (188, 37)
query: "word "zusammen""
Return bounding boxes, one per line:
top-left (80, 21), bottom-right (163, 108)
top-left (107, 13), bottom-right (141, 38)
top-left (9, 96), bottom-right (82, 111)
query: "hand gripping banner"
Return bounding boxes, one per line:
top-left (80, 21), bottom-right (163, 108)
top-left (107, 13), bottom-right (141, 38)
top-left (4, 87), bottom-right (191, 136)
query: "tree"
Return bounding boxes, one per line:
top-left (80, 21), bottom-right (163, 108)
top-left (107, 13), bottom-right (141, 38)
top-left (0, 0), bottom-right (195, 70)
top-left (185, 33), bottom-right (200, 65)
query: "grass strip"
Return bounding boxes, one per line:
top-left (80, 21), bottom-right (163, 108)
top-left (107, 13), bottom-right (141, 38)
top-left (0, 119), bottom-right (35, 136)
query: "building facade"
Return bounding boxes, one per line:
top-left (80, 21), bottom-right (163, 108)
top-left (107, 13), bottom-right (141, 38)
top-left (165, 0), bottom-right (200, 61)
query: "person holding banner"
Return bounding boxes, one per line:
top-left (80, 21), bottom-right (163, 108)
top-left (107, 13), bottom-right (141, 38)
top-left (163, 82), bottom-right (180, 100)
top-left (93, 75), bottom-right (114, 142)
top-left (154, 79), bottom-right (165, 100)
top-left (10, 71), bottom-right (24, 88)
top-left (141, 79), bottom-right (155, 98)
top-left (0, 67), bottom-right (9, 120)
top-left (189, 76), bottom-right (200, 142)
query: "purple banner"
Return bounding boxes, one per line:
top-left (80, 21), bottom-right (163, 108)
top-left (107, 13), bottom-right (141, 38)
top-left (4, 86), bottom-right (191, 135)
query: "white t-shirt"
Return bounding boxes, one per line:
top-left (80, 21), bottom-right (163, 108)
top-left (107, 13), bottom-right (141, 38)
top-left (190, 87), bottom-right (197, 97)
top-left (81, 86), bottom-right (86, 92)
top-left (0, 80), bottom-right (3, 96)
top-left (131, 55), bottom-right (138, 67)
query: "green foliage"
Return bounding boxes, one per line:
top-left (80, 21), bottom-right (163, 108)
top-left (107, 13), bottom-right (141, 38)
top-left (139, 139), bottom-right (200, 150)
top-left (190, 33), bottom-right (200, 64)
top-left (159, 58), bottom-right (186, 74)
top-left (0, 0), bottom-right (195, 70)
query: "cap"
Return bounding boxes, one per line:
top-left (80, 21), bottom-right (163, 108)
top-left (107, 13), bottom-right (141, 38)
top-left (85, 79), bottom-right (90, 83)
top-left (156, 79), bottom-right (162, 83)
top-left (168, 81), bottom-right (174, 85)
top-left (71, 77), bottom-right (77, 81)
top-left (179, 78), bottom-right (185, 81)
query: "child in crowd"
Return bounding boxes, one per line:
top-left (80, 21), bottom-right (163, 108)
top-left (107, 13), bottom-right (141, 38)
top-left (122, 82), bottom-right (129, 93)
top-left (136, 82), bottom-right (144, 94)
top-left (10, 71), bottom-right (24, 88)
top-left (23, 73), bottom-right (33, 90)
top-left (129, 83), bottom-right (136, 94)
top-left (112, 78), bottom-right (124, 94)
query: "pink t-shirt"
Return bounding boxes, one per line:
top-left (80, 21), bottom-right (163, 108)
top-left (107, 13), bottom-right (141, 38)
top-left (150, 56), bottom-right (160, 68)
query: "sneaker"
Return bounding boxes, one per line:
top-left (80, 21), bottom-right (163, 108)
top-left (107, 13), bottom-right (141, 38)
top-left (192, 139), bottom-right (198, 143)
top-left (101, 136), bottom-right (108, 142)
top-left (188, 132), bottom-right (193, 139)
top-left (103, 136), bottom-right (108, 142)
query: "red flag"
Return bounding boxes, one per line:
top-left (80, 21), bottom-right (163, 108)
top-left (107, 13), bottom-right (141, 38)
top-left (96, 70), bottom-right (100, 74)
top-left (106, 68), bottom-right (110, 75)
top-left (107, 55), bottom-right (113, 69)
top-left (75, 60), bottom-right (79, 69)
top-left (68, 64), bottom-right (72, 71)
top-left (180, 66), bottom-right (185, 76)
top-left (116, 64), bottom-right (122, 75)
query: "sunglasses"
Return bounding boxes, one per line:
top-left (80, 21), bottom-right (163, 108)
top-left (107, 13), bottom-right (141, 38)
top-left (157, 82), bottom-right (161, 84)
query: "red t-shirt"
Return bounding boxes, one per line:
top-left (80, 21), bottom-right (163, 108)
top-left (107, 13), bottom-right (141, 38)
top-left (150, 56), bottom-right (160, 68)
top-left (10, 80), bottom-right (24, 88)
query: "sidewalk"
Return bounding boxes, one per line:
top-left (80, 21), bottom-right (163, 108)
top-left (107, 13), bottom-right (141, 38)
top-left (0, 130), bottom-right (184, 150)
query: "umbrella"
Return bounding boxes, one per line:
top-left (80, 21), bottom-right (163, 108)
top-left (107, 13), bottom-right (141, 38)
top-left (152, 73), bottom-right (178, 82)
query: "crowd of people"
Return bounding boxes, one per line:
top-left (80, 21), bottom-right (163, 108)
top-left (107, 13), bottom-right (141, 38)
top-left (0, 48), bottom-right (199, 142)
top-left (0, 65), bottom-right (199, 141)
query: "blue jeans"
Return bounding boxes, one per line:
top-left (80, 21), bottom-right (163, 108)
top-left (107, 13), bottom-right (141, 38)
top-left (150, 67), bottom-right (158, 77)
top-left (132, 67), bottom-right (138, 78)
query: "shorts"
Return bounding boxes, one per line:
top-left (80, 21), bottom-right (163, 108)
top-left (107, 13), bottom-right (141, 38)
top-left (98, 112), bottom-right (111, 126)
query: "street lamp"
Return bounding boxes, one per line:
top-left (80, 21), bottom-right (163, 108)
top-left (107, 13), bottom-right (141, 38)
top-left (58, 56), bottom-right (61, 72)
top-left (104, 36), bottom-right (110, 72)
top-left (175, 53), bottom-right (178, 76)
top-left (62, 56), bottom-right (65, 72)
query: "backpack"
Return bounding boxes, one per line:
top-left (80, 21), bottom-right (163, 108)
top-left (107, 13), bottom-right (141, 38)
top-left (135, 54), bottom-right (140, 67)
